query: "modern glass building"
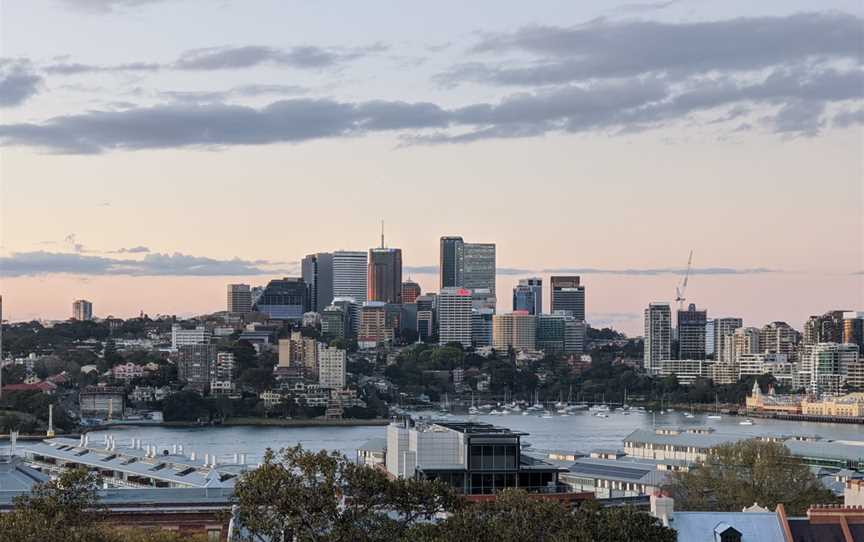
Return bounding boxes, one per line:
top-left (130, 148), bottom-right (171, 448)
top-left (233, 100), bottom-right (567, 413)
top-left (550, 276), bottom-right (585, 320)
top-left (253, 277), bottom-right (309, 321)
top-left (301, 252), bottom-right (334, 313)
top-left (462, 243), bottom-right (496, 295)
top-left (333, 251), bottom-right (368, 306)
top-left (512, 277), bottom-right (542, 315)
top-left (368, 248), bottom-right (403, 304)
top-left (439, 236), bottom-right (464, 289)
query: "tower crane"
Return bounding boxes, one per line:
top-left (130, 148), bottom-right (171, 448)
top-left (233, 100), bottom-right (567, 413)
top-left (675, 250), bottom-right (694, 311)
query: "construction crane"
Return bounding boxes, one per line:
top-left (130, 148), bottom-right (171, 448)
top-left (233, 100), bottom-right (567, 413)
top-left (675, 250), bottom-right (694, 311)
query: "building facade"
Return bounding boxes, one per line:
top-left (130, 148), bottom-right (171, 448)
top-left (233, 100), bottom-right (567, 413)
top-left (301, 252), bottom-right (335, 313)
top-left (644, 303), bottom-right (672, 373)
top-left (401, 280), bottom-right (421, 304)
top-left (253, 278), bottom-right (309, 321)
top-left (332, 251), bottom-right (368, 305)
top-left (550, 276), bottom-right (585, 320)
top-left (318, 346), bottom-right (346, 389)
top-left (462, 243), bottom-right (496, 295)
top-left (713, 317), bottom-right (743, 362)
top-left (438, 287), bottom-right (473, 348)
top-left (72, 299), bottom-right (93, 321)
top-left (368, 248), bottom-right (403, 304)
top-left (439, 236), bottom-right (464, 289)
top-left (492, 311), bottom-right (536, 352)
top-left (677, 303), bottom-right (707, 360)
top-left (512, 278), bottom-right (542, 315)
top-left (226, 284), bottom-right (252, 314)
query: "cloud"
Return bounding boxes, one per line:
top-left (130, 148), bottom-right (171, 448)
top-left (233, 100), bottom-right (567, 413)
top-left (542, 267), bottom-right (778, 275)
top-left (443, 12), bottom-right (862, 87)
top-left (56, 0), bottom-right (169, 13)
top-left (0, 61), bottom-right (43, 107)
top-left (157, 84), bottom-right (309, 103)
top-left (833, 108), bottom-right (864, 128)
top-left (403, 266), bottom-right (534, 275)
top-left (616, 0), bottom-right (680, 13)
top-left (111, 246), bottom-right (150, 253)
top-left (42, 44), bottom-right (386, 75)
top-left (0, 250), bottom-right (292, 277)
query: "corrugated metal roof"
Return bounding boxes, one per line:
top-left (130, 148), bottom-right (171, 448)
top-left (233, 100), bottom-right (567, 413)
top-left (671, 512), bottom-right (785, 542)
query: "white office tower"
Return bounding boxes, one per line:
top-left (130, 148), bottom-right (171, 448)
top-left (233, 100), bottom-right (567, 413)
top-left (438, 288), bottom-right (473, 348)
top-left (72, 299), bottom-right (93, 321)
top-left (462, 243), bottom-right (496, 295)
top-left (318, 346), bottom-right (347, 389)
top-left (644, 303), bottom-right (671, 374)
top-left (333, 251), bottom-right (368, 305)
top-left (171, 324), bottom-right (211, 350)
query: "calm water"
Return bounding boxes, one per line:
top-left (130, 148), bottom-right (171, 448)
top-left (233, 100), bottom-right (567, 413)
top-left (86, 411), bottom-right (864, 466)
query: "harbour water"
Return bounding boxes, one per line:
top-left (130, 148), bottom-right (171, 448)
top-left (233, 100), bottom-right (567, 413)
top-left (87, 411), bottom-right (864, 466)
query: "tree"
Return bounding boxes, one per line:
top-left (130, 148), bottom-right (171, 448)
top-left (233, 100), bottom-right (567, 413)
top-left (426, 490), bottom-right (674, 542)
top-left (234, 445), bottom-right (460, 541)
top-left (665, 439), bottom-right (838, 515)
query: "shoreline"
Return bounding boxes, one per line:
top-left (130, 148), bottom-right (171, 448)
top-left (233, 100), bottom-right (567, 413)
top-left (79, 418), bottom-right (391, 431)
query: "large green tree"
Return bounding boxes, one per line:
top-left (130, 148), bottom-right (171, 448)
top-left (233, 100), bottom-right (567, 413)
top-left (234, 445), bottom-right (460, 541)
top-left (665, 439), bottom-right (837, 515)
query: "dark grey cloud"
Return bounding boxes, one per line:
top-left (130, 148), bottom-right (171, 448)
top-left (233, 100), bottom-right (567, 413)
top-left (44, 44), bottom-right (385, 76)
top-left (443, 12), bottom-right (862, 87)
top-left (111, 246), bottom-right (150, 254)
top-left (0, 61), bottom-right (43, 107)
top-left (616, 0), bottom-right (680, 13)
top-left (404, 266), bottom-right (534, 275)
top-left (0, 250), bottom-right (290, 277)
top-left (156, 84), bottom-right (309, 103)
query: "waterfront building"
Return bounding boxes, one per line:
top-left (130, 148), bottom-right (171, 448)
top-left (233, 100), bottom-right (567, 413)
top-left (226, 284), bottom-right (252, 314)
top-left (512, 278), bottom-right (542, 315)
top-left (401, 280), bottom-right (421, 304)
top-left (492, 311), bottom-right (536, 352)
top-left (318, 346), bottom-right (347, 389)
top-left (801, 393), bottom-right (864, 417)
top-left (72, 299), bottom-right (93, 321)
top-left (171, 324), bottom-right (211, 350)
top-left (462, 243), bottom-right (496, 295)
top-left (438, 287), bottom-right (473, 348)
top-left (368, 248), bottom-right (403, 304)
top-left (359, 302), bottom-right (393, 348)
top-left (800, 342), bottom-right (860, 395)
top-left (175, 344), bottom-right (217, 389)
top-left (79, 386), bottom-right (126, 418)
top-left (644, 303), bottom-right (672, 373)
top-left (760, 321), bottom-right (799, 358)
top-left (713, 317), bottom-right (743, 362)
top-left (471, 308), bottom-right (494, 348)
top-left (550, 276), bottom-right (585, 320)
top-left (677, 303), bottom-right (707, 360)
top-left (656, 359), bottom-right (714, 385)
top-left (333, 251), bottom-right (368, 305)
top-left (302, 253), bottom-right (335, 313)
top-left (253, 277), bottom-right (309, 321)
top-left (439, 236), bottom-right (464, 288)
top-left (737, 353), bottom-right (795, 388)
top-left (744, 380), bottom-right (802, 414)
top-left (385, 421), bottom-right (567, 495)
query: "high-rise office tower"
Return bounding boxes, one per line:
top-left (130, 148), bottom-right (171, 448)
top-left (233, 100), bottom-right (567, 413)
top-left (471, 308), bottom-right (494, 348)
top-left (801, 343), bottom-right (860, 395)
top-left (301, 253), bottom-right (335, 313)
top-left (321, 304), bottom-right (346, 339)
top-left (226, 284), bottom-right (252, 314)
top-left (439, 236), bottom-right (464, 288)
top-left (462, 243), bottom-right (496, 294)
top-left (438, 287), bottom-right (473, 348)
top-left (492, 311), bottom-right (536, 352)
top-left (175, 343), bottom-right (217, 389)
top-left (677, 304), bottom-right (708, 360)
top-left (401, 280), bottom-right (421, 304)
top-left (644, 303), bottom-right (672, 373)
top-left (416, 294), bottom-right (437, 342)
top-left (359, 302), bottom-right (393, 347)
top-left (730, 327), bottom-right (761, 362)
top-left (368, 248), bottom-right (403, 304)
top-left (333, 251), bottom-right (368, 305)
top-left (72, 299), bottom-right (93, 321)
top-left (332, 297), bottom-right (359, 337)
top-left (713, 317), bottom-right (743, 362)
top-left (550, 276), bottom-right (585, 320)
top-left (253, 278), bottom-right (309, 320)
top-left (843, 312), bottom-right (864, 350)
top-left (513, 278), bottom-right (542, 315)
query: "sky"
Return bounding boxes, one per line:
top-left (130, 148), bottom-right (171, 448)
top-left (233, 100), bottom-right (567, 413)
top-left (0, 0), bottom-right (862, 335)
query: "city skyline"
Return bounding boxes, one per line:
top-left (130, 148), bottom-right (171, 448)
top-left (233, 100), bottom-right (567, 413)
top-left (1, 0), bottom-right (862, 333)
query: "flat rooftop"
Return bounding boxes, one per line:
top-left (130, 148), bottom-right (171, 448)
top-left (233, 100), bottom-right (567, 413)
top-left (434, 422), bottom-right (528, 437)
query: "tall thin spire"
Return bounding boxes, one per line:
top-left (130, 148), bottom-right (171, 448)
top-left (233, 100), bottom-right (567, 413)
top-left (380, 219), bottom-right (385, 248)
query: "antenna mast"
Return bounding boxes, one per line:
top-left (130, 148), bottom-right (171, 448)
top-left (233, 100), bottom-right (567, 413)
top-left (380, 220), bottom-right (385, 248)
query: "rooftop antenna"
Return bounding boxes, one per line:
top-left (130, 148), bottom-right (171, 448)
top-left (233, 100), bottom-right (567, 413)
top-left (380, 220), bottom-right (385, 249)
